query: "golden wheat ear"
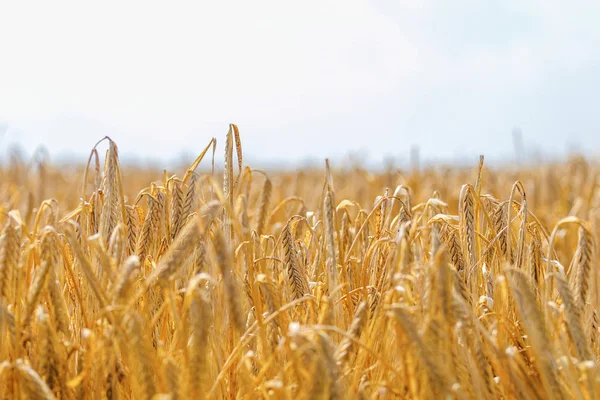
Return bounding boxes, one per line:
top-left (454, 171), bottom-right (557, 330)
top-left (283, 220), bottom-right (309, 301)
top-left (256, 173), bottom-right (272, 235)
top-left (186, 286), bottom-right (211, 399)
top-left (15, 359), bottom-right (57, 400)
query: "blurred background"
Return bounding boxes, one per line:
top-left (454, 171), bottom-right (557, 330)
top-left (1, 0), bottom-right (599, 168)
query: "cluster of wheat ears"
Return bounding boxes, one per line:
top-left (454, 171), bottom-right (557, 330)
top-left (0, 125), bottom-right (599, 399)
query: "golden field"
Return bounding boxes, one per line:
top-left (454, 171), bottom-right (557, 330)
top-left (0, 125), bottom-right (599, 399)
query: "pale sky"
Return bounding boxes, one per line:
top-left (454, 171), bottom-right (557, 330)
top-left (1, 1), bottom-right (600, 166)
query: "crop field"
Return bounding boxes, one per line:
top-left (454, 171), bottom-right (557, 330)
top-left (0, 125), bottom-right (599, 399)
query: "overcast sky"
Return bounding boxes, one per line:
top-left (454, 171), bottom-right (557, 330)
top-left (1, 0), bottom-right (599, 166)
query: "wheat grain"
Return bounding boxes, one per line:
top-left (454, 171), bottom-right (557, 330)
top-left (0, 129), bottom-right (598, 399)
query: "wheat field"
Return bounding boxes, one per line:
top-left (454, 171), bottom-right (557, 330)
top-left (0, 125), bottom-right (598, 399)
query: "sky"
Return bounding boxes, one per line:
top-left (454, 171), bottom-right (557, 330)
top-left (1, 0), bottom-right (600, 167)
